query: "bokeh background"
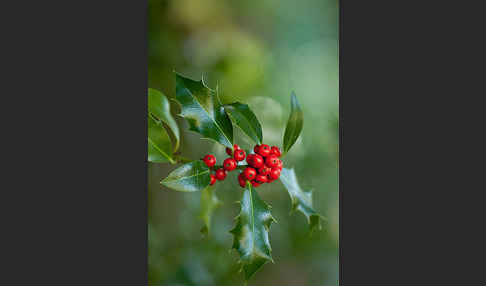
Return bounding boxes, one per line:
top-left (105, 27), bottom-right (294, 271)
top-left (148, 0), bottom-right (339, 285)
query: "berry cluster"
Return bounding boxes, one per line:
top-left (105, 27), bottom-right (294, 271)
top-left (239, 144), bottom-right (282, 188)
top-left (202, 144), bottom-right (283, 188)
top-left (202, 144), bottom-right (247, 186)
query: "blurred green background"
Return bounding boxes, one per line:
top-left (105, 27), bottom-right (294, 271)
top-left (148, 0), bottom-right (339, 285)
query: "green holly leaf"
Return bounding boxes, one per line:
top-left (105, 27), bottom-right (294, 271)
top-left (160, 161), bottom-right (210, 192)
top-left (282, 91), bottom-right (303, 155)
top-left (199, 186), bottom-right (221, 235)
top-left (224, 102), bottom-right (263, 145)
top-left (230, 181), bottom-right (276, 281)
top-left (174, 72), bottom-right (233, 148)
top-left (279, 168), bottom-right (325, 233)
top-left (148, 88), bottom-right (180, 152)
top-left (148, 115), bottom-right (174, 163)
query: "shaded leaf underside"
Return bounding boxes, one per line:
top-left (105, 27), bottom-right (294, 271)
top-left (199, 186), bottom-right (221, 235)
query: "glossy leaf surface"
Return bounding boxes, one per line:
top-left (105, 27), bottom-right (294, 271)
top-left (148, 115), bottom-right (174, 163)
top-left (148, 88), bottom-right (180, 152)
top-left (283, 92), bottom-right (303, 154)
top-left (230, 181), bottom-right (276, 281)
top-left (174, 73), bottom-right (233, 148)
top-left (224, 102), bottom-right (263, 145)
top-left (279, 168), bottom-right (324, 233)
top-left (160, 161), bottom-right (210, 192)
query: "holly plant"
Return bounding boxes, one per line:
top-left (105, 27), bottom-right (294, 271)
top-left (148, 72), bottom-right (325, 283)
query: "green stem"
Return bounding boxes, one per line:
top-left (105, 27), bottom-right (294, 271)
top-left (212, 164), bottom-right (247, 171)
top-left (173, 155), bottom-right (193, 164)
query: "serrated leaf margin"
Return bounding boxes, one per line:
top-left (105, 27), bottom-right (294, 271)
top-left (173, 72), bottom-right (234, 148)
top-left (279, 167), bottom-right (326, 233)
top-left (230, 181), bottom-right (276, 281)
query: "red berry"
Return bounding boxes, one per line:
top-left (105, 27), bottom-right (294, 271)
top-left (246, 154), bottom-right (254, 165)
top-left (247, 154), bottom-right (264, 168)
top-left (210, 174), bottom-right (216, 185)
top-left (253, 145), bottom-right (260, 154)
top-left (255, 174), bottom-right (268, 184)
top-left (267, 177), bottom-right (276, 183)
top-left (203, 154), bottom-right (216, 167)
top-left (276, 159), bottom-right (283, 170)
top-left (251, 180), bottom-right (261, 187)
top-left (215, 168), bottom-right (226, 180)
top-left (270, 146), bottom-right (281, 157)
top-left (258, 144), bottom-right (271, 157)
top-left (243, 167), bottom-right (257, 181)
top-left (265, 154), bottom-right (279, 168)
top-left (258, 166), bottom-right (271, 175)
top-left (223, 158), bottom-right (237, 171)
top-left (234, 149), bottom-right (246, 161)
top-left (226, 144), bottom-right (240, 156)
top-left (238, 173), bottom-right (246, 188)
top-left (268, 167), bottom-right (281, 180)
top-left (254, 154), bottom-right (265, 168)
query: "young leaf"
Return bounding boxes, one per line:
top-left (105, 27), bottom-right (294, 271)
top-left (161, 160), bottom-right (210, 192)
top-left (199, 186), bottom-right (221, 235)
top-left (230, 181), bottom-right (276, 281)
top-left (148, 115), bottom-right (174, 163)
top-left (174, 73), bottom-right (233, 148)
top-left (224, 102), bottom-right (263, 145)
top-left (148, 88), bottom-right (180, 152)
top-left (283, 91), bottom-right (303, 155)
top-left (279, 168), bottom-right (325, 233)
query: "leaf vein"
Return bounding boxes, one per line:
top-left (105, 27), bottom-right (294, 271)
top-left (163, 169), bottom-right (210, 183)
top-left (184, 87), bottom-right (232, 147)
top-left (148, 137), bottom-right (174, 163)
